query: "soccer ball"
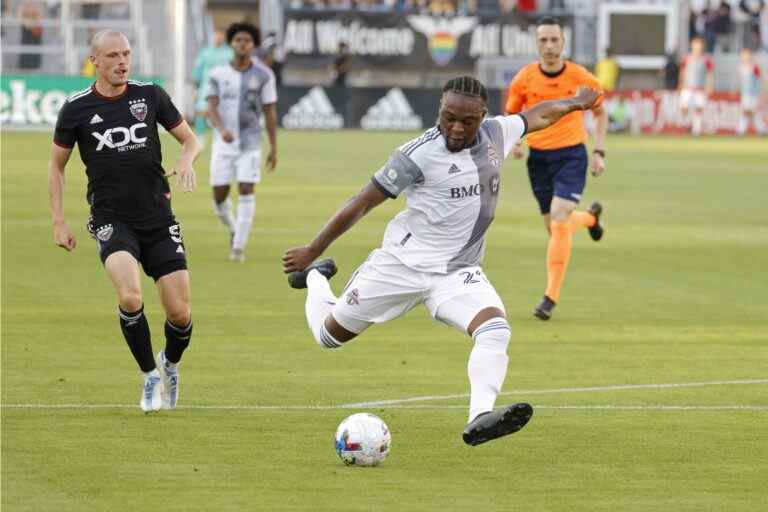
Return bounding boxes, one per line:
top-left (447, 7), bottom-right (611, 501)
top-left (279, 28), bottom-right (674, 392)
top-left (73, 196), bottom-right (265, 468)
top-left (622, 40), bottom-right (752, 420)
top-left (334, 413), bottom-right (391, 467)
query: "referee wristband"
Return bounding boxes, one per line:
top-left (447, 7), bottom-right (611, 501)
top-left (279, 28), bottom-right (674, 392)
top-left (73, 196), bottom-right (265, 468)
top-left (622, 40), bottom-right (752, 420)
top-left (593, 149), bottom-right (606, 158)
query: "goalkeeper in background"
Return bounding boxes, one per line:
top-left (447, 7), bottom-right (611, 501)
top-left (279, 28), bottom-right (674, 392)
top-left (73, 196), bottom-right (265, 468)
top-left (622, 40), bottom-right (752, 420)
top-left (192, 29), bottom-right (232, 146)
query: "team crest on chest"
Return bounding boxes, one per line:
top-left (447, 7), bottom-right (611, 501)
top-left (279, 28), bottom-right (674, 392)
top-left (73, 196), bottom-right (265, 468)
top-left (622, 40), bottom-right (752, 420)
top-left (128, 98), bottom-right (148, 121)
top-left (487, 146), bottom-right (500, 169)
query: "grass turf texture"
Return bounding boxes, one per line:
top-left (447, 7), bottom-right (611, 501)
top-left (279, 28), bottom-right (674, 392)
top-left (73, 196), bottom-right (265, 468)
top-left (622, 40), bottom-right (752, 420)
top-left (2, 130), bottom-right (766, 511)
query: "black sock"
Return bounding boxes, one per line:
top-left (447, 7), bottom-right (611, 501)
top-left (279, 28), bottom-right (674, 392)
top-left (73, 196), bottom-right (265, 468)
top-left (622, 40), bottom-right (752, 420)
top-left (118, 305), bottom-right (155, 372)
top-left (164, 319), bottom-right (192, 364)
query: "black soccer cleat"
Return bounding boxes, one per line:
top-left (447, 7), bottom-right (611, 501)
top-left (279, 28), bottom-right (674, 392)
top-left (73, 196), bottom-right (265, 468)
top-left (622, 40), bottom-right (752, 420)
top-left (462, 403), bottom-right (534, 446)
top-left (533, 295), bottom-right (556, 321)
top-left (587, 201), bottom-right (604, 241)
top-left (287, 258), bottom-right (338, 289)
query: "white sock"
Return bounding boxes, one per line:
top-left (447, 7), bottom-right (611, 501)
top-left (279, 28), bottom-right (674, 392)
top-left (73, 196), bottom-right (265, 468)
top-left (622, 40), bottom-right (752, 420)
top-left (467, 318), bottom-right (511, 422)
top-left (692, 112), bottom-right (702, 136)
top-left (213, 198), bottom-right (235, 233)
top-left (305, 270), bottom-right (343, 349)
top-left (233, 194), bottom-right (255, 251)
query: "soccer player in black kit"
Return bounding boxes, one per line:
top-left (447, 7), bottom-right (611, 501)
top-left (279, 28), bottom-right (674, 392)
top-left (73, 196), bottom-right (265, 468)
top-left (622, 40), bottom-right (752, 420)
top-left (48, 30), bottom-right (201, 413)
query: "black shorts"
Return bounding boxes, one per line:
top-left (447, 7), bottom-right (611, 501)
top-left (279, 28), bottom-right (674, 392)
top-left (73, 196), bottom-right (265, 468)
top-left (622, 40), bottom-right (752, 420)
top-left (88, 217), bottom-right (188, 281)
top-left (527, 143), bottom-right (588, 215)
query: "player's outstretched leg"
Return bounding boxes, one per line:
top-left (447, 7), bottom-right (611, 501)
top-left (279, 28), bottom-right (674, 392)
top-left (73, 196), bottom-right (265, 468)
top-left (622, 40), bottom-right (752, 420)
top-left (288, 259), bottom-right (345, 349)
top-left (463, 316), bottom-right (532, 445)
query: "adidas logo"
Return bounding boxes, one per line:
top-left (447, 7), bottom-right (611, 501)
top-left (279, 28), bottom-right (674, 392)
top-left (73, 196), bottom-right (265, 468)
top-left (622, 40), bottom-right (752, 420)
top-left (361, 88), bottom-right (422, 131)
top-left (282, 87), bottom-right (343, 130)
top-left (90, 114), bottom-right (103, 124)
top-left (448, 164), bottom-right (461, 174)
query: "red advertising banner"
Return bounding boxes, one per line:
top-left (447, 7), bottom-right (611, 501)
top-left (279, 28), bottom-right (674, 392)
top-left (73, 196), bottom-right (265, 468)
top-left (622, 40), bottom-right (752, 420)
top-left (602, 90), bottom-right (767, 136)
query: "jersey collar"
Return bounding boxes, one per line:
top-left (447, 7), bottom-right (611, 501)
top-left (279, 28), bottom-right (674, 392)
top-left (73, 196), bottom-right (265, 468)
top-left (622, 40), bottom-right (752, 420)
top-left (91, 82), bottom-right (129, 101)
top-left (538, 62), bottom-right (567, 79)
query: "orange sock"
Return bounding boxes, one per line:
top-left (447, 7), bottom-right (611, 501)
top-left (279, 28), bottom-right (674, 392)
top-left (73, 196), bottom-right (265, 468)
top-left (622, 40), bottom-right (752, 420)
top-left (568, 210), bottom-right (596, 234)
top-left (545, 220), bottom-right (572, 303)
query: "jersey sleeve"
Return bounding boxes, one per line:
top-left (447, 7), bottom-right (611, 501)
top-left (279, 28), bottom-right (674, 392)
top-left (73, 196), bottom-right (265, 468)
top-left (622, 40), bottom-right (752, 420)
top-left (490, 115), bottom-right (527, 157)
top-left (580, 68), bottom-right (605, 110)
top-left (261, 67), bottom-right (278, 105)
top-left (505, 70), bottom-right (526, 114)
top-left (155, 84), bottom-right (183, 130)
top-left (371, 150), bottom-right (425, 199)
top-left (207, 68), bottom-right (221, 99)
top-left (53, 100), bottom-right (77, 148)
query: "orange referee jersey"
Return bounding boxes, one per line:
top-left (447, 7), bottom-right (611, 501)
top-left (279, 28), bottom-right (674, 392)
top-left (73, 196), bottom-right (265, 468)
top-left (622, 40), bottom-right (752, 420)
top-left (505, 61), bottom-right (604, 150)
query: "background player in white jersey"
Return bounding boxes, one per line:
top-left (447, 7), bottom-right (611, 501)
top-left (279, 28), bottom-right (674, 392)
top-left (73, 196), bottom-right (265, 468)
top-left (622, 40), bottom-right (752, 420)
top-left (679, 36), bottom-right (714, 136)
top-left (207, 22), bottom-right (278, 262)
top-left (283, 77), bottom-right (599, 445)
top-left (737, 48), bottom-right (766, 136)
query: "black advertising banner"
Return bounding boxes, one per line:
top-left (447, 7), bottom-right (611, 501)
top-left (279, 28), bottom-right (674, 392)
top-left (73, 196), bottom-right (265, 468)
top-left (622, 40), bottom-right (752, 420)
top-left (283, 10), bottom-right (573, 71)
top-left (277, 85), bottom-right (503, 130)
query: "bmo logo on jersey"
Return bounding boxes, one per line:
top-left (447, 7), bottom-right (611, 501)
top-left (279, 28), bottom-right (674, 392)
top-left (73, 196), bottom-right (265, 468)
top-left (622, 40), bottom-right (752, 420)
top-left (92, 122), bottom-right (148, 152)
top-left (449, 175), bottom-right (500, 199)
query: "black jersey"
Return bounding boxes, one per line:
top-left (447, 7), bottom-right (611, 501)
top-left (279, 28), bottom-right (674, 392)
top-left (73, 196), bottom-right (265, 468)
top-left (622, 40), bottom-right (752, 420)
top-left (53, 80), bottom-right (183, 225)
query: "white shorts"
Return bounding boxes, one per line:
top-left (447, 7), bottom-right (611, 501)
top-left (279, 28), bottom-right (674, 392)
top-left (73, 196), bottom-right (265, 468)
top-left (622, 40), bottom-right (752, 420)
top-left (680, 88), bottom-right (706, 111)
top-left (331, 249), bottom-right (506, 335)
top-left (209, 148), bottom-right (262, 187)
top-left (740, 94), bottom-right (758, 112)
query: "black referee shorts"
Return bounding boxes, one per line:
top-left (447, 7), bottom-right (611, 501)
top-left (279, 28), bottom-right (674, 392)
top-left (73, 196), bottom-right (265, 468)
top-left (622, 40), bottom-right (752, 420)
top-left (88, 217), bottom-right (188, 281)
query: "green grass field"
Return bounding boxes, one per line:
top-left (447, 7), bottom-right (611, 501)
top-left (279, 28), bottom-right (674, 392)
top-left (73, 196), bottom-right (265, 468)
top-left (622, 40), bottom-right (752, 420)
top-left (2, 130), bottom-right (767, 511)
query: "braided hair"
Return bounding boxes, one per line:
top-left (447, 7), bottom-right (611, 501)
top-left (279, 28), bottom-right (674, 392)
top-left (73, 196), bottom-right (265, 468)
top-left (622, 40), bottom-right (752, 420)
top-left (442, 76), bottom-right (488, 103)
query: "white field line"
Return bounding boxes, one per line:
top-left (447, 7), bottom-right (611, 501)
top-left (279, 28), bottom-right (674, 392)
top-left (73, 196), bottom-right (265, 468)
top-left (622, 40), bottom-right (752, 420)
top-left (2, 379), bottom-right (766, 412)
top-left (1, 404), bottom-right (766, 411)
top-left (339, 378), bottom-right (768, 408)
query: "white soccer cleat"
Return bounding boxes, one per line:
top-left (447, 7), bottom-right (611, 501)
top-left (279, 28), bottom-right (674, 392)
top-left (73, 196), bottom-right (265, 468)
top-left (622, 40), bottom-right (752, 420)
top-left (229, 248), bottom-right (246, 262)
top-left (140, 370), bottom-right (163, 413)
top-left (156, 350), bottom-right (180, 409)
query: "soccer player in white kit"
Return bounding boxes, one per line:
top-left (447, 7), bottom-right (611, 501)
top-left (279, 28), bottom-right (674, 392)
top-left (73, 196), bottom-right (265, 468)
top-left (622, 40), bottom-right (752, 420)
top-left (207, 22), bottom-right (278, 262)
top-left (283, 77), bottom-right (600, 445)
top-left (737, 47), bottom-right (766, 136)
top-left (678, 36), bottom-right (713, 136)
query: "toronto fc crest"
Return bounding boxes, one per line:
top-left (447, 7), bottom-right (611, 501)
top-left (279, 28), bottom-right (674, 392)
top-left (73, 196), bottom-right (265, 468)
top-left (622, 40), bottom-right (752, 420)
top-left (128, 98), bottom-right (147, 121)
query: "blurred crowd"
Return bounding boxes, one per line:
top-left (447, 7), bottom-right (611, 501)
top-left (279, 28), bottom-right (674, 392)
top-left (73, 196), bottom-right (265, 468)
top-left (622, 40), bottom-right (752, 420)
top-left (689, 0), bottom-right (766, 52)
top-left (285, 0), bottom-right (565, 15)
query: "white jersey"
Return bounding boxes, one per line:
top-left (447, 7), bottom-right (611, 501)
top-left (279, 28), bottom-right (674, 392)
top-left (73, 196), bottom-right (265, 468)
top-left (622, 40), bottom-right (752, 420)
top-left (207, 59), bottom-right (277, 155)
top-left (371, 115), bottom-right (527, 274)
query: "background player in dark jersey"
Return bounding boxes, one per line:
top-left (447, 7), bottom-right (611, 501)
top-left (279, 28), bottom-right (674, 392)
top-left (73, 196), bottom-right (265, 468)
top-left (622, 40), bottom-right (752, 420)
top-left (48, 30), bottom-right (200, 413)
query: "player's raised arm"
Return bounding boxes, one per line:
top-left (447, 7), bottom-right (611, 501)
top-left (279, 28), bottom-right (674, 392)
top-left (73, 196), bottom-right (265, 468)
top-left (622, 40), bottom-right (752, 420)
top-left (48, 143), bottom-right (76, 251)
top-left (520, 86), bottom-right (600, 134)
top-left (282, 182), bottom-right (388, 273)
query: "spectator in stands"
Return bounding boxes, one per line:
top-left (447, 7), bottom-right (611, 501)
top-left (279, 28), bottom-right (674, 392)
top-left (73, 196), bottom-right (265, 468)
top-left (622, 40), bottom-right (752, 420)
top-left (548, 0), bottom-right (566, 11)
top-left (661, 50), bottom-right (680, 91)
top-left (428, 0), bottom-right (457, 15)
top-left (332, 42), bottom-right (351, 87)
top-left (739, 0), bottom-right (765, 50)
top-left (516, 0), bottom-right (537, 13)
top-left (705, 1), bottom-right (733, 52)
top-left (595, 47), bottom-right (620, 92)
top-left (17, 0), bottom-right (43, 70)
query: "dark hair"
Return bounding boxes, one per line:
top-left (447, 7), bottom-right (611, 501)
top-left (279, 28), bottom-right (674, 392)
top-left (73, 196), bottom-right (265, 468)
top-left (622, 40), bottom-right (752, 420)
top-left (536, 17), bottom-right (562, 28)
top-left (226, 22), bottom-right (260, 46)
top-left (442, 76), bottom-right (487, 102)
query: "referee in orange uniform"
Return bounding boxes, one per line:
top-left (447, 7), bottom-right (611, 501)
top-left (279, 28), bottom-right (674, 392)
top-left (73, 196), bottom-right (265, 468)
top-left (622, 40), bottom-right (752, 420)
top-left (506, 17), bottom-right (608, 321)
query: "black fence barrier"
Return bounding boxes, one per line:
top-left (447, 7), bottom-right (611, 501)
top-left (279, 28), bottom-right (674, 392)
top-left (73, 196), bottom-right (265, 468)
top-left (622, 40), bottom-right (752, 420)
top-left (277, 85), bottom-right (504, 130)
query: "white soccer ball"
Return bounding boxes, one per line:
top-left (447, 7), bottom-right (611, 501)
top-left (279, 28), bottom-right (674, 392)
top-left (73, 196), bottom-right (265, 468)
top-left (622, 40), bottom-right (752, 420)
top-left (334, 413), bottom-right (391, 467)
